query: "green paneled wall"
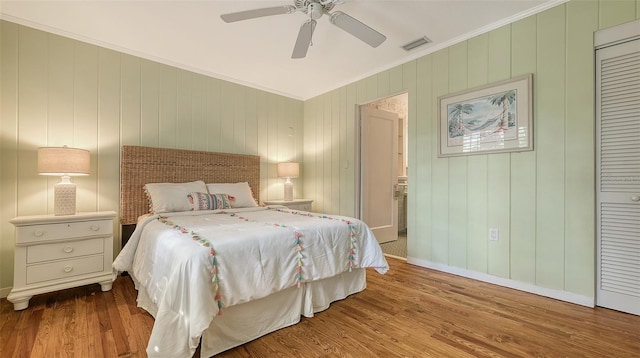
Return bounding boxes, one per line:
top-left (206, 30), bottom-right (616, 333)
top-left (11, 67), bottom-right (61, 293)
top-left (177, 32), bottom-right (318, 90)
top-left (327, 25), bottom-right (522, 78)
top-left (301, 0), bottom-right (640, 298)
top-left (1, 0), bottom-right (639, 299)
top-left (0, 21), bottom-right (303, 291)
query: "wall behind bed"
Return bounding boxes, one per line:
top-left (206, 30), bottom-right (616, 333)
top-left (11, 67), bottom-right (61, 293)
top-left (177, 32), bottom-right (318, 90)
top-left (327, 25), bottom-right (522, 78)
top-left (0, 20), bottom-right (303, 296)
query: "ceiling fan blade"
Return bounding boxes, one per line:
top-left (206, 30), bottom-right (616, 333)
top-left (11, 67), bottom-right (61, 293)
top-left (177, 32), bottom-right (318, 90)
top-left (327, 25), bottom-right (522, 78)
top-left (329, 11), bottom-right (386, 48)
top-left (292, 20), bottom-right (316, 59)
top-left (220, 5), bottom-right (296, 23)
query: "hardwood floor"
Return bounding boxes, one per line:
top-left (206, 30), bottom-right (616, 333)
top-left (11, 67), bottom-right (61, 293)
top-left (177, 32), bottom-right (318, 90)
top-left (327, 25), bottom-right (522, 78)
top-left (1, 257), bottom-right (639, 357)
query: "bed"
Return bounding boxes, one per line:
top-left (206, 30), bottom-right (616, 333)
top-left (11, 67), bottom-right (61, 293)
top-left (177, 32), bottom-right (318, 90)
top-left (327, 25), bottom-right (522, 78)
top-left (112, 145), bottom-right (389, 358)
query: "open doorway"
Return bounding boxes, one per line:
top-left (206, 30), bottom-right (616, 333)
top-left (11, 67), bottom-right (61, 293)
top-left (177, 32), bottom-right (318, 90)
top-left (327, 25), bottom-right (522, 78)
top-left (357, 92), bottom-right (408, 259)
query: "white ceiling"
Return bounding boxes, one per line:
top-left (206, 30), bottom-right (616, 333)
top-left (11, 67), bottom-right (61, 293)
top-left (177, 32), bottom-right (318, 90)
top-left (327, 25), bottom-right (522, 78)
top-left (0, 1), bottom-right (564, 100)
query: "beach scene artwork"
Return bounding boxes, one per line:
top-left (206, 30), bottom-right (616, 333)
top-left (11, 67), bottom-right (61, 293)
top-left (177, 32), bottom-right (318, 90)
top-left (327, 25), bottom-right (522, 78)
top-left (446, 89), bottom-right (518, 146)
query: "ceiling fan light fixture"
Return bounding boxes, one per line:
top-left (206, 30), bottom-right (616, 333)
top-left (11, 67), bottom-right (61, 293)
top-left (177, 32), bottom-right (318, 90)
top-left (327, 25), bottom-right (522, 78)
top-left (401, 36), bottom-right (432, 51)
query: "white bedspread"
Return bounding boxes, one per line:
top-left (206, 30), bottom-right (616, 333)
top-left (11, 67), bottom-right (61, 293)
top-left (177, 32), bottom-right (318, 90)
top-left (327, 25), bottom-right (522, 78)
top-left (113, 206), bottom-right (388, 357)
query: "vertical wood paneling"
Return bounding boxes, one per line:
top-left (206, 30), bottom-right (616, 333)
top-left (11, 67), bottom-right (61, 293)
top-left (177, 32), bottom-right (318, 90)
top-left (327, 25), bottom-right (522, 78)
top-left (338, 86), bottom-right (348, 216)
top-left (97, 48), bottom-right (121, 252)
top-left (331, 91), bottom-right (340, 214)
top-left (140, 60), bottom-right (160, 147)
top-left (314, 95), bottom-right (325, 212)
top-left (17, 26), bottom-right (48, 216)
top-left (564, 0), bottom-right (598, 297)
top-left (46, 34), bottom-right (75, 213)
top-left (390, 66), bottom-right (404, 93)
top-left (233, 83), bottom-right (246, 154)
top-left (510, 16), bottom-right (538, 284)
top-left (355, 79), bottom-right (367, 217)
top-left (486, 26), bottom-right (512, 278)
top-left (366, 76), bottom-right (378, 103)
top-left (47, 35), bottom-right (74, 147)
top-left (345, 83), bottom-right (357, 216)
top-left (536, 6), bottom-right (566, 290)
top-left (73, 42), bottom-right (99, 212)
top-left (599, 0), bottom-right (637, 29)
top-left (431, 50), bottom-right (450, 264)
top-left (175, 70), bottom-right (192, 149)
top-left (3, 2), bottom-right (638, 299)
top-left (120, 55), bottom-right (141, 146)
top-left (159, 65), bottom-right (176, 148)
top-left (220, 82), bottom-right (235, 151)
top-left (466, 34), bottom-right (489, 273)
top-left (413, 58), bottom-right (431, 259)
top-left (0, 22), bottom-right (304, 292)
top-left (323, 94), bottom-right (332, 213)
top-left (206, 78), bottom-right (221, 152)
top-left (257, 90), bottom-right (268, 200)
top-left (377, 70), bottom-right (390, 97)
top-left (448, 43), bottom-right (469, 268)
top-left (302, 97), bottom-right (316, 208)
top-left (191, 73), bottom-right (208, 151)
top-left (245, 87), bottom-right (258, 156)
top-left (267, 93), bottom-right (279, 199)
top-left (1, 21), bottom-right (19, 289)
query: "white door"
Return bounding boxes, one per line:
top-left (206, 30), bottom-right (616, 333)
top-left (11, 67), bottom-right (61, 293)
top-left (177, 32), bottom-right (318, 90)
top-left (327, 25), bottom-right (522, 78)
top-left (360, 106), bottom-right (399, 244)
top-left (596, 38), bottom-right (640, 316)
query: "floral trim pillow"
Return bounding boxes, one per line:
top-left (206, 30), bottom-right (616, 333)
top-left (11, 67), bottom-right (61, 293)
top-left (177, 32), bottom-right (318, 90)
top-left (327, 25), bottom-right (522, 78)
top-left (144, 180), bottom-right (207, 213)
top-left (188, 192), bottom-right (232, 211)
top-left (206, 182), bottom-right (258, 208)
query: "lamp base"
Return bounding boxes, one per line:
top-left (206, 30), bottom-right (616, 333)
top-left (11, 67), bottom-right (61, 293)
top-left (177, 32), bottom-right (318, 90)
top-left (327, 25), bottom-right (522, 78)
top-left (54, 178), bottom-right (76, 215)
top-left (284, 181), bottom-right (293, 201)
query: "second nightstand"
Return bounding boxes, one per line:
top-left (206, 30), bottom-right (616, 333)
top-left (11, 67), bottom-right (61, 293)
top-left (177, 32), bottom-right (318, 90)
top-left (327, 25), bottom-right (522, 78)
top-left (8, 211), bottom-right (117, 310)
top-left (264, 199), bottom-right (313, 212)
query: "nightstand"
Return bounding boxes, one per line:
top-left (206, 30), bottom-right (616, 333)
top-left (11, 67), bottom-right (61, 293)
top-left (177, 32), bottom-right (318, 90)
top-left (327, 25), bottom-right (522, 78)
top-left (8, 211), bottom-right (117, 310)
top-left (264, 199), bottom-right (313, 211)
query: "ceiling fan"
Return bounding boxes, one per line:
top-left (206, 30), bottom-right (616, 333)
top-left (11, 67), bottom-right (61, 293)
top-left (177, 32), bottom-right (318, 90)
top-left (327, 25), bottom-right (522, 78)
top-left (220, 0), bottom-right (386, 59)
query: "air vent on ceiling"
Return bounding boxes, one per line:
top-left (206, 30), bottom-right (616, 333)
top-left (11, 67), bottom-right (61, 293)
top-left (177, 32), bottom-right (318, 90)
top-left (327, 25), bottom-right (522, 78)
top-left (402, 36), bottom-right (431, 51)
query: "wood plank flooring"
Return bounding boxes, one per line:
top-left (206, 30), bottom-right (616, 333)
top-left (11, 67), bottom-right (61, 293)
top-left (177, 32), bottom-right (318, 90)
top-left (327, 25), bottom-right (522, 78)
top-left (1, 257), bottom-right (639, 357)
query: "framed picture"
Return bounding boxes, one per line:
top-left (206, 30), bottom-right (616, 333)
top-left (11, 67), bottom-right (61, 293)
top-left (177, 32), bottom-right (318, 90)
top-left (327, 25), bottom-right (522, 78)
top-left (438, 73), bottom-right (533, 157)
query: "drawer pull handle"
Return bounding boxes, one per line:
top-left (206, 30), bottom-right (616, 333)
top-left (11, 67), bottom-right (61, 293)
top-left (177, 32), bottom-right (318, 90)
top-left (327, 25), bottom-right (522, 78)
top-left (64, 266), bottom-right (73, 273)
top-left (63, 246), bottom-right (74, 253)
top-left (90, 225), bottom-right (100, 231)
top-left (34, 230), bottom-right (44, 237)
top-left (632, 196), bottom-right (640, 202)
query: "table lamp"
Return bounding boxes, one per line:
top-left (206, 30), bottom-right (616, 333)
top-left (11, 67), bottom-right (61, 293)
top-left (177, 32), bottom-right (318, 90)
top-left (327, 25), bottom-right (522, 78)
top-left (38, 146), bottom-right (90, 215)
top-left (277, 162), bottom-right (299, 201)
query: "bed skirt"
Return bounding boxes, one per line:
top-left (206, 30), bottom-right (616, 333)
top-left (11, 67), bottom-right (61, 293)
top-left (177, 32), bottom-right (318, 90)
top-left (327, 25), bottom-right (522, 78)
top-left (132, 269), bottom-right (367, 357)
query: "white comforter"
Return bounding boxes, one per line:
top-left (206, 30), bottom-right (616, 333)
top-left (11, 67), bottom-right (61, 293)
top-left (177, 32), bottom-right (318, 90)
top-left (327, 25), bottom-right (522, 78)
top-left (113, 206), bottom-right (388, 357)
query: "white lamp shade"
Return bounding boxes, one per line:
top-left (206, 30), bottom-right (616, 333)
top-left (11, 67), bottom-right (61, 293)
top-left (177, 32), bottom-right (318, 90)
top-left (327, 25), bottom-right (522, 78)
top-left (277, 162), bottom-right (299, 178)
top-left (38, 147), bottom-right (90, 176)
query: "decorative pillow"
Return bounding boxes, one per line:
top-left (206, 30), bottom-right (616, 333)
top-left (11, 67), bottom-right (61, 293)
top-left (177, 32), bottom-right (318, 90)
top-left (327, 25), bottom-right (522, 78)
top-left (206, 182), bottom-right (258, 208)
top-left (143, 180), bottom-right (207, 213)
top-left (188, 192), bottom-right (231, 211)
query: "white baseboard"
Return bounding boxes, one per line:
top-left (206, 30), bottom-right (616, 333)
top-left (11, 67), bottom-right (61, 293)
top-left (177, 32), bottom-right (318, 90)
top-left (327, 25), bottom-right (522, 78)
top-left (0, 286), bottom-right (11, 299)
top-left (407, 257), bottom-right (594, 308)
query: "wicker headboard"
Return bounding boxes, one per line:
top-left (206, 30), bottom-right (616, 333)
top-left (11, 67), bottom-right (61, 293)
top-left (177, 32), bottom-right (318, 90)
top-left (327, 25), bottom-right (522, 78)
top-left (120, 145), bottom-right (260, 225)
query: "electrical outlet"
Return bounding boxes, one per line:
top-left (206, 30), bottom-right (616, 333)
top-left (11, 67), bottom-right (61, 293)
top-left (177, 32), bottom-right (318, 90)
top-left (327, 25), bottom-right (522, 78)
top-left (489, 228), bottom-right (499, 241)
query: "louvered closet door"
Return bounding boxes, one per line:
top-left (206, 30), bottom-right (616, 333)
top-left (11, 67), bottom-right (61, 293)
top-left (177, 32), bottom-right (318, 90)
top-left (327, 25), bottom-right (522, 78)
top-left (596, 38), bottom-right (640, 316)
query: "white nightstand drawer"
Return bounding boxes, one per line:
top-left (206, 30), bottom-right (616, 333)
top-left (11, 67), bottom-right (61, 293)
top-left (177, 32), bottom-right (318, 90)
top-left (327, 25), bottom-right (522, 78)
top-left (16, 219), bottom-right (112, 244)
top-left (264, 199), bottom-right (313, 212)
top-left (26, 255), bottom-right (104, 284)
top-left (27, 238), bottom-right (104, 264)
top-left (288, 203), bottom-right (311, 211)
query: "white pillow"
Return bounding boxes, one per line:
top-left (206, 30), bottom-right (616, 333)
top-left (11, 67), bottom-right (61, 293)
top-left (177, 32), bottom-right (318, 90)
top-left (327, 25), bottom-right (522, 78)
top-left (206, 182), bottom-right (258, 208)
top-left (144, 180), bottom-right (207, 213)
